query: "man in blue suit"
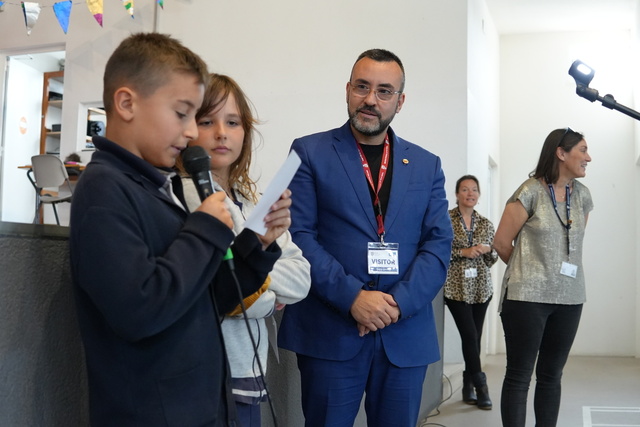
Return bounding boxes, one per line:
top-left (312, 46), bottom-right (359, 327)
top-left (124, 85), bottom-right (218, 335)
top-left (279, 49), bottom-right (454, 426)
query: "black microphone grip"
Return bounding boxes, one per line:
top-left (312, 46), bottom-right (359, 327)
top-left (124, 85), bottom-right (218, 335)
top-left (182, 146), bottom-right (214, 202)
top-left (192, 171), bottom-right (214, 201)
top-left (181, 146), bottom-right (235, 267)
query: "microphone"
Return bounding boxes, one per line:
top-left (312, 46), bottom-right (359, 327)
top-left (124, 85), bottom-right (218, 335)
top-left (181, 145), bottom-right (235, 267)
top-left (181, 146), bottom-right (215, 201)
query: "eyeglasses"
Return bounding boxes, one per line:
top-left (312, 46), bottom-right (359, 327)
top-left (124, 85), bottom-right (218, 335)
top-left (559, 127), bottom-right (574, 145)
top-left (349, 82), bottom-right (402, 102)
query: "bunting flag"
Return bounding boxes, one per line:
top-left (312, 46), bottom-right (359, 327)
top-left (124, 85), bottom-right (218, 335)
top-left (52, 0), bottom-right (71, 33)
top-left (121, 0), bottom-right (133, 18)
top-left (2, 0), bottom-right (164, 33)
top-left (21, 2), bottom-right (41, 35)
top-left (86, 0), bottom-right (103, 27)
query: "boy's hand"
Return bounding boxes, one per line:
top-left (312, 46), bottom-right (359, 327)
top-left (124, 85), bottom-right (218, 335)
top-left (196, 192), bottom-right (233, 229)
top-left (257, 189), bottom-right (292, 249)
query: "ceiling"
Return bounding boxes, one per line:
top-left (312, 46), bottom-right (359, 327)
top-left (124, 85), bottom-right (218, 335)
top-left (485, 0), bottom-right (637, 34)
top-left (12, 51), bottom-right (65, 73)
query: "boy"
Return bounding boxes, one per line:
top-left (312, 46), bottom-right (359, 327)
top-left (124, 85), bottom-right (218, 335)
top-left (69, 33), bottom-right (291, 426)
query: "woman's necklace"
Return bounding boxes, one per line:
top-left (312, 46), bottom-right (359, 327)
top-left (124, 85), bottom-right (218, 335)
top-left (553, 182), bottom-right (571, 201)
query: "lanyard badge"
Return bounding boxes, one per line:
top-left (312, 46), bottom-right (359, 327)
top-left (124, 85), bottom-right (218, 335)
top-left (368, 242), bottom-right (399, 275)
top-left (548, 184), bottom-right (577, 278)
top-left (357, 135), bottom-right (399, 275)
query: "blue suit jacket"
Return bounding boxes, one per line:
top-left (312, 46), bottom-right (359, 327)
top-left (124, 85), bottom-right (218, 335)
top-left (279, 122), bottom-right (453, 367)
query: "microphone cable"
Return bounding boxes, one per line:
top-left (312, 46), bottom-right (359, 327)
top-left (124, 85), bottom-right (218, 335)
top-left (225, 253), bottom-right (280, 427)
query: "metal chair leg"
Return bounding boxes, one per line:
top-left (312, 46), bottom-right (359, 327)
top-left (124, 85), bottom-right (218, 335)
top-left (33, 197), bottom-right (41, 224)
top-left (52, 204), bottom-right (61, 226)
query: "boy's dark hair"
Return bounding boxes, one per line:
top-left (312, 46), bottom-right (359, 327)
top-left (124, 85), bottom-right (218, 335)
top-left (103, 32), bottom-right (209, 114)
top-left (352, 49), bottom-right (405, 92)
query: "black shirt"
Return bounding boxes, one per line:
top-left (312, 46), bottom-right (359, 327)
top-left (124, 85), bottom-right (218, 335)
top-left (358, 140), bottom-right (393, 220)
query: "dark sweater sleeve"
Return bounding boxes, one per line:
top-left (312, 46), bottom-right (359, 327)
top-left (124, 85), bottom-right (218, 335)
top-left (212, 228), bottom-right (282, 314)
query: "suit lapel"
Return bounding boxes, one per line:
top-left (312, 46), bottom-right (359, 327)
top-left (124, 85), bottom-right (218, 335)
top-left (332, 125), bottom-right (379, 235)
top-left (382, 134), bottom-right (411, 234)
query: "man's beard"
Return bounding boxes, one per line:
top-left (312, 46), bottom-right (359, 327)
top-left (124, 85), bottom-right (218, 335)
top-left (348, 106), bottom-right (395, 137)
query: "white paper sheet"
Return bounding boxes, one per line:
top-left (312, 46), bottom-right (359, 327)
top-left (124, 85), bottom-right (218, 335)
top-left (243, 150), bottom-right (301, 235)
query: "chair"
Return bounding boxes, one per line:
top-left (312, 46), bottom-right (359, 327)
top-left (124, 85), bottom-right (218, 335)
top-left (27, 155), bottom-right (74, 225)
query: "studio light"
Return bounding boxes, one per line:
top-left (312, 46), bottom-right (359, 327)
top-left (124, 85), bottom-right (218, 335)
top-left (567, 59), bottom-right (640, 121)
top-left (568, 60), bottom-right (598, 102)
top-left (568, 60), bottom-right (595, 87)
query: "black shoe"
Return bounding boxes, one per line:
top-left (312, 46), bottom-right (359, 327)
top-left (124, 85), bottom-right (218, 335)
top-left (472, 372), bottom-right (493, 410)
top-left (462, 371), bottom-right (477, 404)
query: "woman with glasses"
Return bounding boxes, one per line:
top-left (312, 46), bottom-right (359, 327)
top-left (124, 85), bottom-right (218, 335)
top-left (494, 128), bottom-right (593, 427)
top-left (444, 174), bottom-right (498, 410)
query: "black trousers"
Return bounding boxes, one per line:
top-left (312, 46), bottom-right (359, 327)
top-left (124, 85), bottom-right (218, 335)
top-left (500, 299), bottom-right (583, 427)
top-left (444, 297), bottom-right (492, 375)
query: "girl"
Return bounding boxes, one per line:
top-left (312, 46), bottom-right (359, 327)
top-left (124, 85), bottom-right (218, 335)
top-left (181, 74), bottom-right (310, 426)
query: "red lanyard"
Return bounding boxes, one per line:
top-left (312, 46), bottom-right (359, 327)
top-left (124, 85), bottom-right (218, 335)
top-left (356, 134), bottom-right (390, 238)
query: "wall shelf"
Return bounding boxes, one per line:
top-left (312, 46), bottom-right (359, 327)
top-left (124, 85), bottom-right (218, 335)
top-left (39, 70), bottom-right (64, 155)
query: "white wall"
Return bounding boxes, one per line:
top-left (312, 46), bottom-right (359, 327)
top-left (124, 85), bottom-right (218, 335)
top-left (0, 59), bottom-right (42, 223)
top-left (156, 0), bottom-right (468, 194)
top-left (441, 0), bottom-right (501, 365)
top-left (498, 30), bottom-right (638, 356)
top-left (634, 0), bottom-right (640, 361)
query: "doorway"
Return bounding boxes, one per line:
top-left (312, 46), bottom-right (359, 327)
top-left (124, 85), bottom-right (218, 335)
top-left (0, 49), bottom-right (65, 224)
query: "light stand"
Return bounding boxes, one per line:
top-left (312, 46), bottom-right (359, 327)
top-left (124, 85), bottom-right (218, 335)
top-left (568, 59), bottom-right (640, 121)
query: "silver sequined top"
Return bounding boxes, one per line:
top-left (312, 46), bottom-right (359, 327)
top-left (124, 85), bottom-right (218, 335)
top-left (499, 178), bottom-right (593, 309)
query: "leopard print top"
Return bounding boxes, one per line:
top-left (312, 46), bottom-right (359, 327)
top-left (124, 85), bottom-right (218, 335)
top-left (444, 208), bottom-right (498, 303)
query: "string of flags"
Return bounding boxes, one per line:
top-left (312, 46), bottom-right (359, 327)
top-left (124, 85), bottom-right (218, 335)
top-left (0, 0), bottom-right (165, 35)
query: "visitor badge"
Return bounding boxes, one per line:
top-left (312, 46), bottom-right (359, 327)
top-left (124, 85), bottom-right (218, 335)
top-left (367, 242), bottom-right (399, 275)
top-left (464, 268), bottom-right (478, 278)
top-left (560, 261), bottom-right (578, 278)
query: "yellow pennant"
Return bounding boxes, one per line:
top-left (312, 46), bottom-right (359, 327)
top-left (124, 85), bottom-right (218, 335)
top-left (85, 0), bottom-right (103, 26)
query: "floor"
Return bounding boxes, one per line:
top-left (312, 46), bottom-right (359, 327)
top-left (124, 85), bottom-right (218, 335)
top-left (420, 354), bottom-right (640, 427)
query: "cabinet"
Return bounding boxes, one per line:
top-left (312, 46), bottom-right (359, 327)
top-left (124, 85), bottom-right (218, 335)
top-left (39, 70), bottom-right (64, 155)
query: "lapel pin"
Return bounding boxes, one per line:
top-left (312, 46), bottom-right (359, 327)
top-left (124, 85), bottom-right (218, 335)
top-left (402, 158), bottom-right (409, 165)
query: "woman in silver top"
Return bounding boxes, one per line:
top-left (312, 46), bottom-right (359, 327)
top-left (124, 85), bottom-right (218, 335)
top-left (494, 128), bottom-right (593, 427)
